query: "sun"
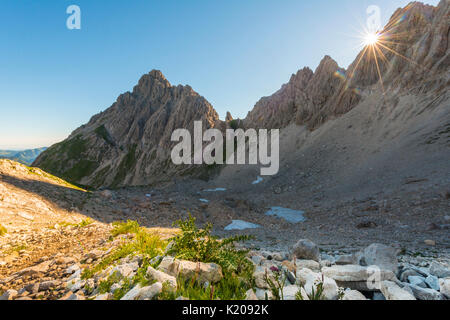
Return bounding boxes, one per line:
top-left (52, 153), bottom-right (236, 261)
top-left (363, 32), bottom-right (380, 46)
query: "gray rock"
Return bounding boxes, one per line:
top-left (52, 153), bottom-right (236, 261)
top-left (380, 281), bottom-right (416, 300)
top-left (408, 276), bottom-right (427, 288)
top-left (406, 284), bottom-right (445, 300)
top-left (245, 289), bottom-right (259, 300)
top-left (137, 283), bottom-right (163, 300)
top-left (296, 259), bottom-right (321, 272)
top-left (0, 289), bottom-right (18, 300)
top-left (94, 293), bottom-right (113, 300)
top-left (120, 284), bottom-right (142, 300)
top-left (110, 262), bottom-right (138, 278)
top-left (65, 263), bottom-right (80, 275)
top-left (255, 288), bottom-right (274, 300)
top-left (39, 280), bottom-right (59, 291)
top-left (439, 278), bottom-right (450, 297)
top-left (322, 265), bottom-right (396, 291)
top-left (24, 283), bottom-right (40, 294)
top-left (167, 259), bottom-right (223, 284)
top-left (399, 268), bottom-right (422, 282)
top-left (425, 275), bottom-right (440, 291)
top-left (429, 261), bottom-right (450, 278)
top-left (157, 256), bottom-right (175, 274)
top-left (251, 255), bottom-right (264, 266)
top-left (358, 243), bottom-right (398, 273)
top-left (282, 285), bottom-right (299, 300)
top-left (336, 254), bottom-right (357, 265)
top-left (342, 290), bottom-right (367, 300)
top-left (147, 266), bottom-right (177, 292)
top-left (65, 293), bottom-right (85, 300)
top-left (292, 239), bottom-right (320, 262)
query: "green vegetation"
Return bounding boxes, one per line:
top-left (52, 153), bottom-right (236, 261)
top-left (4, 244), bottom-right (27, 254)
top-left (24, 165), bottom-right (86, 191)
top-left (82, 217), bottom-right (255, 300)
top-left (64, 160), bottom-right (99, 182)
top-left (112, 144), bottom-right (138, 187)
top-left (91, 165), bottom-right (111, 187)
top-left (295, 277), bottom-right (325, 300)
top-left (59, 218), bottom-right (94, 229)
top-left (95, 125), bottom-right (115, 146)
top-left (0, 224), bottom-right (7, 236)
top-left (168, 214), bottom-right (253, 275)
top-left (264, 267), bottom-right (286, 300)
top-left (37, 135), bottom-right (100, 185)
top-left (229, 119), bottom-right (239, 130)
top-left (82, 221), bottom-right (166, 280)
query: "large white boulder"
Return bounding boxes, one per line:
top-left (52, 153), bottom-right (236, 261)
top-left (166, 259), bottom-right (223, 284)
top-left (380, 281), bottom-right (416, 300)
top-left (322, 264), bottom-right (396, 291)
top-left (439, 278), bottom-right (450, 298)
top-left (342, 290), bottom-right (367, 300)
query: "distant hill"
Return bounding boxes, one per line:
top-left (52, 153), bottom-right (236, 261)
top-left (0, 147), bottom-right (47, 165)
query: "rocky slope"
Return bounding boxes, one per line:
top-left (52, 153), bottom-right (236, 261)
top-left (245, 0), bottom-right (449, 131)
top-left (34, 70), bottom-right (221, 188)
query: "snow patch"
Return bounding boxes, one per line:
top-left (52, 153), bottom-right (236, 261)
top-left (225, 220), bottom-right (261, 231)
top-left (265, 207), bottom-right (306, 223)
top-left (252, 176), bottom-right (263, 185)
top-left (203, 188), bottom-right (227, 192)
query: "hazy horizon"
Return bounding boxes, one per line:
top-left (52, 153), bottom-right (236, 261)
top-left (0, 0), bottom-right (441, 149)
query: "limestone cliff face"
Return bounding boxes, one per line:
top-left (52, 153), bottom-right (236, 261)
top-left (34, 1), bottom-right (449, 188)
top-left (34, 70), bottom-right (221, 187)
top-left (245, 0), bottom-right (449, 130)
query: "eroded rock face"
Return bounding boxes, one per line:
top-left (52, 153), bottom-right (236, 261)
top-left (244, 1), bottom-right (449, 131)
top-left (34, 70), bottom-right (221, 188)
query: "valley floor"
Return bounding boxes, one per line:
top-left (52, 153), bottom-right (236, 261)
top-left (0, 159), bottom-right (448, 300)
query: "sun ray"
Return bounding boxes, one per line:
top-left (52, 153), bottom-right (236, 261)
top-left (371, 45), bottom-right (385, 94)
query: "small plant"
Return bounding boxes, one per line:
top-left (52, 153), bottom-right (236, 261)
top-left (78, 218), bottom-right (94, 228)
top-left (264, 266), bottom-right (286, 300)
top-left (0, 224), bottom-right (7, 236)
top-left (337, 287), bottom-right (345, 300)
top-left (82, 221), bottom-right (166, 279)
top-left (295, 274), bottom-right (325, 300)
top-left (111, 220), bottom-right (141, 237)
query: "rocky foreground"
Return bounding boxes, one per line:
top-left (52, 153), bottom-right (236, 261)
top-left (1, 159), bottom-right (449, 301)
top-left (1, 221), bottom-right (449, 301)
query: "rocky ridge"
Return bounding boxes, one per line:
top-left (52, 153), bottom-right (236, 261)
top-left (245, 0), bottom-right (449, 131)
top-left (33, 70), bottom-right (222, 188)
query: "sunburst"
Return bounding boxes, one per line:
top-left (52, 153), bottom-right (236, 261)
top-left (340, 6), bottom-right (428, 96)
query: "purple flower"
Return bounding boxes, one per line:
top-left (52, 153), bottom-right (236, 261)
top-left (270, 266), bottom-right (280, 273)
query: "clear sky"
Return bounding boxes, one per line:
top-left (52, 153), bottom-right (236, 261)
top-left (0, 0), bottom-right (440, 149)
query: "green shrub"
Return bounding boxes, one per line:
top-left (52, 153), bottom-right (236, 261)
top-left (82, 222), bottom-right (166, 280)
top-left (168, 214), bottom-right (253, 275)
top-left (295, 275), bottom-right (325, 300)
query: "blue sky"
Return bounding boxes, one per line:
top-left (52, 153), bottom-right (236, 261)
top-left (0, 0), bottom-right (440, 149)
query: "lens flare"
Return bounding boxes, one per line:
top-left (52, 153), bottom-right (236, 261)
top-left (364, 32), bottom-right (380, 46)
